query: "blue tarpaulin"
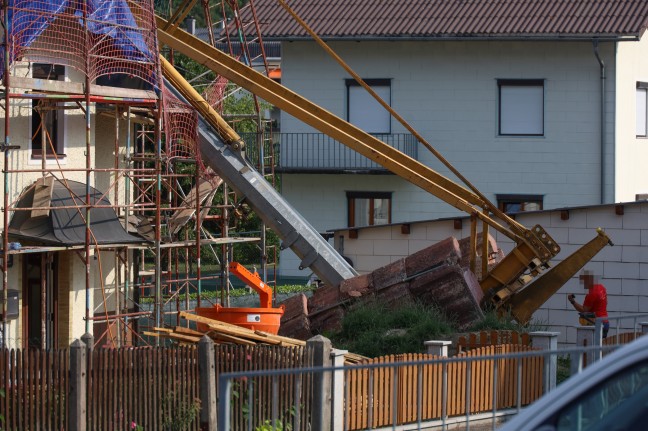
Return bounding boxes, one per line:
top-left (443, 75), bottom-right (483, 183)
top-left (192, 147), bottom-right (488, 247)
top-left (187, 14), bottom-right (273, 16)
top-left (8, 0), bottom-right (152, 64)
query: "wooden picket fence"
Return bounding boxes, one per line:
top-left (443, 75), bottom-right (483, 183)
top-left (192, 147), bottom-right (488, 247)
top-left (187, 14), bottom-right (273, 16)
top-left (0, 348), bottom-right (69, 431)
top-left (456, 330), bottom-right (530, 353)
top-left (0, 343), bottom-right (313, 431)
top-left (86, 346), bottom-right (199, 431)
top-left (345, 344), bottom-right (544, 430)
top-left (603, 331), bottom-right (643, 346)
top-left (218, 344), bottom-right (314, 431)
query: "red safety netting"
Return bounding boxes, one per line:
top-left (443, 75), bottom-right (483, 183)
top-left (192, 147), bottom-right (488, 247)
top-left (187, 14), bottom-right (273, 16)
top-left (162, 85), bottom-right (211, 175)
top-left (202, 75), bottom-right (229, 114)
top-left (5, 0), bottom-right (159, 89)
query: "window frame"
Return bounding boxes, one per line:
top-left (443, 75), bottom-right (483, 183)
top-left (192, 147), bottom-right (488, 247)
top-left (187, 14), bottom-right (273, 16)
top-left (31, 63), bottom-right (66, 160)
top-left (498, 79), bottom-right (545, 137)
top-left (347, 191), bottom-right (392, 228)
top-left (496, 194), bottom-right (544, 214)
top-left (346, 78), bottom-right (392, 134)
top-left (636, 82), bottom-right (648, 138)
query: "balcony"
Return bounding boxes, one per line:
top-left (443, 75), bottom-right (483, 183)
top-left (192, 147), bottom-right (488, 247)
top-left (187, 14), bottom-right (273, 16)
top-left (241, 132), bottom-right (418, 173)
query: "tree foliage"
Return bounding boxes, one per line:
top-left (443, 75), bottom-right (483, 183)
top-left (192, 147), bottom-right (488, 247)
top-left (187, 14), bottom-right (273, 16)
top-left (169, 51), bottom-right (278, 267)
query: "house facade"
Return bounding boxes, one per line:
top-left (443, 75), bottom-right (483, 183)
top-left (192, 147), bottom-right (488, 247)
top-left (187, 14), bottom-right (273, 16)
top-left (249, 0), bottom-right (648, 279)
top-left (0, 0), bottom-right (162, 349)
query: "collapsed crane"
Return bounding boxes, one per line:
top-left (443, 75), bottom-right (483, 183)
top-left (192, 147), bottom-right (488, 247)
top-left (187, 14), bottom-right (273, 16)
top-left (155, 8), bottom-right (612, 326)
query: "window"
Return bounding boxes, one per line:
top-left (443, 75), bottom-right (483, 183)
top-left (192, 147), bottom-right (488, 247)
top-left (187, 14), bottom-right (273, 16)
top-left (547, 360), bottom-right (648, 430)
top-left (32, 63), bottom-right (65, 158)
top-left (346, 79), bottom-right (391, 133)
top-left (637, 82), bottom-right (648, 137)
top-left (497, 194), bottom-right (543, 214)
top-left (347, 191), bottom-right (392, 227)
top-left (498, 79), bottom-right (544, 136)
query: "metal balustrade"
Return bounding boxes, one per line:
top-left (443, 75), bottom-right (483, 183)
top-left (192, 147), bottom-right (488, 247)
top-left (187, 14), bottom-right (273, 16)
top-left (241, 132), bottom-right (418, 172)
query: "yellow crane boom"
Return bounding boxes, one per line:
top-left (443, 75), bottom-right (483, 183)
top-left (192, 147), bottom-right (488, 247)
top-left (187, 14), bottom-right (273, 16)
top-left (155, 11), bottom-right (611, 323)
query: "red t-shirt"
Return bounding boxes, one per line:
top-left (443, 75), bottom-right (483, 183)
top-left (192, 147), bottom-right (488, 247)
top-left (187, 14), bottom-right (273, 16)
top-left (583, 284), bottom-right (608, 319)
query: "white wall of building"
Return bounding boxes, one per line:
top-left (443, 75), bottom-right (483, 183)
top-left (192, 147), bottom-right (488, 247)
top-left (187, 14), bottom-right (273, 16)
top-left (278, 39), bottom-right (619, 277)
top-left (331, 201), bottom-right (648, 346)
top-left (615, 37), bottom-right (648, 202)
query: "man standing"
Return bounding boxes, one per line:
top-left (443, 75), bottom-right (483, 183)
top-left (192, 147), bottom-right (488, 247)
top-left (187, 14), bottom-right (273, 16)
top-left (568, 270), bottom-right (609, 338)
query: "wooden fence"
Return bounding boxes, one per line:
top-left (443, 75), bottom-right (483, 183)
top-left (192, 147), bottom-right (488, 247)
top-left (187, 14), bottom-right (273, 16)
top-left (0, 342), bottom-right (313, 431)
top-left (217, 344), bottom-right (314, 431)
top-left (345, 344), bottom-right (544, 430)
top-left (87, 346), bottom-right (199, 431)
top-left (0, 348), bottom-right (69, 431)
top-left (603, 332), bottom-right (643, 346)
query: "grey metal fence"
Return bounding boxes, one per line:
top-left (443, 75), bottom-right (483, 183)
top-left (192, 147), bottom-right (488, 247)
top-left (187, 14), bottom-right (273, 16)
top-left (217, 343), bottom-right (626, 431)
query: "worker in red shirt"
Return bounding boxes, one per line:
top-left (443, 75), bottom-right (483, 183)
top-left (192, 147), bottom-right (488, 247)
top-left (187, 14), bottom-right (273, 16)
top-left (568, 270), bottom-right (609, 338)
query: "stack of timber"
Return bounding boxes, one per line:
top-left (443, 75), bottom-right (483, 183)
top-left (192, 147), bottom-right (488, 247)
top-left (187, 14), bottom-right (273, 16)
top-left (279, 234), bottom-right (504, 339)
top-left (149, 311), bottom-right (367, 364)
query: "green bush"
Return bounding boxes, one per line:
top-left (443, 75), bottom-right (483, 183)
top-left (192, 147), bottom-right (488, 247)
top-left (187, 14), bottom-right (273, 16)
top-left (328, 300), bottom-right (456, 358)
top-left (328, 300), bottom-right (543, 358)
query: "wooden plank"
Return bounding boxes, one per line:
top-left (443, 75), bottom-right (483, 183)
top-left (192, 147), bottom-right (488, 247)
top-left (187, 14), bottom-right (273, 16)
top-left (9, 76), bottom-right (158, 100)
top-left (173, 326), bottom-right (205, 336)
top-left (156, 331), bottom-right (204, 344)
top-left (32, 176), bottom-right (55, 218)
top-left (210, 332), bottom-right (257, 346)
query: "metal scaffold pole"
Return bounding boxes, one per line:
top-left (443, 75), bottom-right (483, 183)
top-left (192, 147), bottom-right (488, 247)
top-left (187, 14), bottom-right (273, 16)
top-left (2, 1), bottom-right (10, 345)
top-left (84, 0), bottom-right (92, 336)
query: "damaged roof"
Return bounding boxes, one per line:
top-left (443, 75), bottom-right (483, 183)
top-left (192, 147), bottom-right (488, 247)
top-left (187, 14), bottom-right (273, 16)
top-left (247, 0), bottom-right (648, 40)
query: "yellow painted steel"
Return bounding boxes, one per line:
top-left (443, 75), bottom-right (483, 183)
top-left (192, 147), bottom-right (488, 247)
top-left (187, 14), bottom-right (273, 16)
top-left (505, 228), bottom-right (614, 324)
top-left (160, 55), bottom-right (242, 147)
top-left (155, 18), bottom-right (547, 241)
top-left (153, 13), bottom-right (612, 317)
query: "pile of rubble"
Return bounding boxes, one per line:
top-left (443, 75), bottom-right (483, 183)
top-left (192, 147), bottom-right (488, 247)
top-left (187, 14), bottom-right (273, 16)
top-left (279, 235), bottom-right (504, 339)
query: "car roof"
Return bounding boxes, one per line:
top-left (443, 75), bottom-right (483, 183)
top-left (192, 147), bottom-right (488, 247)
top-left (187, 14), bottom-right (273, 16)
top-left (498, 335), bottom-right (648, 431)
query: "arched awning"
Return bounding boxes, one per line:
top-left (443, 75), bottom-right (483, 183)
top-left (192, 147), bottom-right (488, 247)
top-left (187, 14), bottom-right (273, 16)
top-left (9, 177), bottom-right (147, 246)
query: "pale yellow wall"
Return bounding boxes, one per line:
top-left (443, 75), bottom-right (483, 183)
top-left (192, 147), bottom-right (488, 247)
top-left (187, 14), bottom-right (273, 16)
top-left (615, 37), bottom-right (648, 201)
top-left (3, 257), bottom-right (23, 346)
top-left (0, 62), bottom-right (138, 348)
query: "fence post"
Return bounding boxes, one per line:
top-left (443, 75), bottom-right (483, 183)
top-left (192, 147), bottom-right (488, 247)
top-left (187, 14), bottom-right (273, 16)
top-left (69, 339), bottom-right (87, 431)
top-left (575, 326), bottom-right (595, 374)
top-left (198, 335), bottom-right (217, 430)
top-left (81, 332), bottom-right (94, 352)
top-left (307, 335), bottom-right (333, 431)
top-left (331, 349), bottom-right (347, 431)
top-left (530, 331), bottom-right (559, 393)
top-left (424, 340), bottom-right (452, 357)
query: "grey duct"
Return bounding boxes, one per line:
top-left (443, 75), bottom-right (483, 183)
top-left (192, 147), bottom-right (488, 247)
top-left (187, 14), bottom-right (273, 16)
top-left (593, 39), bottom-right (608, 204)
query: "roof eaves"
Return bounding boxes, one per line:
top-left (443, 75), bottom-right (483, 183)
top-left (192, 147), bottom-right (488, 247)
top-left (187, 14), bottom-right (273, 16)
top-left (265, 34), bottom-right (642, 42)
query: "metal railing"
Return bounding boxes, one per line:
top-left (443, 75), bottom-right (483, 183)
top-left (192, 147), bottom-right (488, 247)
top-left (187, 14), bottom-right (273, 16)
top-left (217, 344), bottom-right (626, 431)
top-left (241, 132), bottom-right (418, 171)
top-left (594, 313), bottom-right (648, 344)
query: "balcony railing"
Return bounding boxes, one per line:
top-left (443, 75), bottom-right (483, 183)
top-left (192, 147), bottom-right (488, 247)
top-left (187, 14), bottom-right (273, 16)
top-left (240, 132), bottom-right (418, 172)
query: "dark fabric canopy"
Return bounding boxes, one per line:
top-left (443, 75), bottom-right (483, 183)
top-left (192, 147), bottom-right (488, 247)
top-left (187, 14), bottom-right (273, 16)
top-left (9, 178), bottom-right (146, 246)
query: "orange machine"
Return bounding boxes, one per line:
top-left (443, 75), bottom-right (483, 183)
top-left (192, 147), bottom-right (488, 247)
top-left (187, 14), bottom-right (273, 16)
top-left (195, 262), bottom-right (284, 334)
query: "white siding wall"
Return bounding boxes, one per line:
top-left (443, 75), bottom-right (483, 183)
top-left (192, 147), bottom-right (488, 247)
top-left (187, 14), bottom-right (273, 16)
top-left (278, 40), bottom-right (617, 277)
top-left (615, 37), bottom-right (648, 202)
top-left (332, 201), bottom-right (648, 346)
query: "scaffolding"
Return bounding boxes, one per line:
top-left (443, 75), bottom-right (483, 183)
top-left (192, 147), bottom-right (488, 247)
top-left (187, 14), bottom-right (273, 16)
top-left (0, 0), bottom-right (275, 348)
